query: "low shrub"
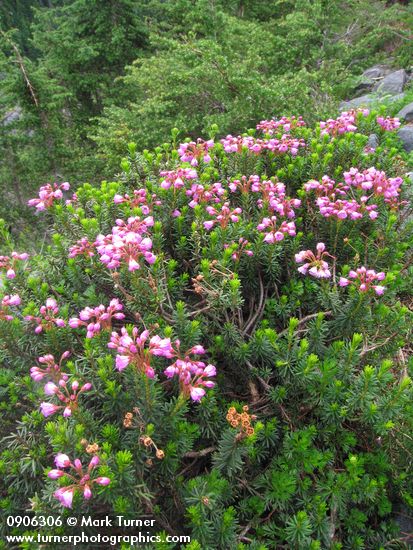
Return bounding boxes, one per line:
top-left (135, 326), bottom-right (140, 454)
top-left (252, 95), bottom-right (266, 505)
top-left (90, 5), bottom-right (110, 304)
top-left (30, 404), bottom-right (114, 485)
top-left (0, 108), bottom-right (412, 549)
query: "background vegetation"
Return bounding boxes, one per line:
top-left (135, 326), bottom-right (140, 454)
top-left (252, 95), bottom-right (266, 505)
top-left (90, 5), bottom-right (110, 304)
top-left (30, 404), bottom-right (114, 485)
top-left (0, 0), bottom-right (412, 232)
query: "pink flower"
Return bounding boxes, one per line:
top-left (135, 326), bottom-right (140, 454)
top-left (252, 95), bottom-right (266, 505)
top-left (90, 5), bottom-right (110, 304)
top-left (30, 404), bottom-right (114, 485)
top-left (224, 238), bottom-right (253, 261)
top-left (28, 182), bottom-right (70, 210)
top-left (295, 242), bottom-right (333, 279)
top-left (48, 469), bottom-right (65, 479)
top-left (115, 355), bottom-right (130, 371)
top-left (160, 168), bottom-right (198, 190)
top-left (24, 298), bottom-right (66, 333)
top-left (339, 266), bottom-right (386, 295)
top-left (94, 477), bottom-right (111, 486)
top-left (39, 376), bottom-right (91, 419)
top-left (113, 188), bottom-right (158, 212)
top-left (257, 116), bottom-right (306, 135)
top-left (343, 167), bottom-right (402, 205)
top-left (376, 116), bottom-right (400, 131)
top-left (186, 182), bottom-right (225, 208)
top-left (69, 299), bottom-right (124, 338)
top-left (69, 238), bottom-right (95, 258)
top-left (49, 453), bottom-right (110, 508)
top-left (44, 381), bottom-right (59, 395)
top-left (0, 252), bottom-right (29, 279)
top-left (55, 453), bottom-right (71, 468)
top-left (221, 134), bottom-right (305, 156)
top-left (163, 341), bottom-right (216, 402)
top-left (319, 109), bottom-right (367, 137)
top-left (257, 217), bottom-right (296, 243)
top-left (95, 216), bottom-right (156, 271)
top-left (109, 327), bottom-right (172, 376)
top-left (30, 351), bottom-right (70, 384)
top-left (48, 454), bottom-right (110, 508)
top-left (203, 202), bottom-right (242, 230)
top-left (54, 488), bottom-right (74, 508)
top-left (40, 402), bottom-right (60, 417)
top-left (178, 139), bottom-right (214, 165)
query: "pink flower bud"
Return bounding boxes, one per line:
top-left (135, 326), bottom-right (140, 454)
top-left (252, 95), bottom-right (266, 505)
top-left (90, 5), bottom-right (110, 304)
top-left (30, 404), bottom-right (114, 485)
top-left (48, 469), bottom-right (64, 479)
top-left (55, 453), bottom-right (71, 468)
top-left (40, 402), bottom-right (59, 417)
top-left (89, 456), bottom-right (100, 468)
top-left (94, 477), bottom-right (110, 486)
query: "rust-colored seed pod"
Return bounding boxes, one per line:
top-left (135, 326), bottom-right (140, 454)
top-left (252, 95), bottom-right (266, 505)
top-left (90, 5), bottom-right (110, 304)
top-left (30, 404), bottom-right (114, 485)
top-left (140, 435), bottom-right (153, 447)
top-left (242, 405), bottom-right (249, 412)
top-left (156, 449), bottom-right (165, 459)
top-left (247, 427), bottom-right (254, 435)
top-left (86, 443), bottom-right (99, 454)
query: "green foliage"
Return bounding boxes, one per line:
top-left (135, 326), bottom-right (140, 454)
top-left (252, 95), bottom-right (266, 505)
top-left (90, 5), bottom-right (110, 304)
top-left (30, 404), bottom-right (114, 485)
top-left (1, 105), bottom-right (413, 547)
top-left (1, 0), bottom-right (413, 231)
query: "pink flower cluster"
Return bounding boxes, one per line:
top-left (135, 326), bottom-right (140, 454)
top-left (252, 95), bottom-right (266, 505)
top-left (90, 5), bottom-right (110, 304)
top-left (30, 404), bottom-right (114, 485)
top-left (343, 167), bottom-right (402, 201)
top-left (319, 109), bottom-right (368, 137)
top-left (256, 116), bottom-right (306, 135)
top-left (160, 168), bottom-right (198, 190)
top-left (0, 294), bottom-right (21, 321)
top-left (186, 182), bottom-right (225, 207)
top-left (257, 180), bottom-right (301, 217)
top-left (221, 135), bottom-right (305, 156)
top-left (69, 299), bottom-right (125, 338)
top-left (28, 182), bottom-right (70, 210)
top-left (0, 252), bottom-right (29, 279)
top-left (339, 267), bottom-right (386, 295)
top-left (108, 327), bottom-right (174, 377)
top-left (95, 216), bottom-right (156, 271)
top-left (25, 298), bottom-right (66, 333)
top-left (30, 351), bottom-right (70, 384)
top-left (114, 188), bottom-right (160, 214)
top-left (305, 174), bottom-right (379, 220)
top-left (48, 453), bottom-right (110, 508)
top-left (257, 217), bottom-right (296, 243)
top-left (295, 243), bottom-right (332, 278)
top-left (178, 139), bottom-right (214, 166)
top-left (40, 378), bottom-right (92, 418)
top-left (376, 116), bottom-right (400, 131)
top-left (163, 343), bottom-right (216, 401)
top-left (203, 202), bottom-right (242, 230)
top-left (224, 238), bottom-right (253, 261)
top-left (68, 238), bottom-right (95, 258)
top-left (316, 196), bottom-right (378, 220)
top-left (229, 175), bottom-right (260, 194)
top-left (108, 328), bottom-right (216, 401)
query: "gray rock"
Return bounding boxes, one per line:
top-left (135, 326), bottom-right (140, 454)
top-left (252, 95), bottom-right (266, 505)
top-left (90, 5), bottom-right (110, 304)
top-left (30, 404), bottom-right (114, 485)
top-left (2, 106), bottom-right (22, 126)
top-left (367, 134), bottom-right (379, 149)
top-left (398, 125), bottom-right (413, 152)
top-left (397, 101), bottom-right (413, 122)
top-left (355, 65), bottom-right (392, 92)
top-left (362, 65), bottom-right (390, 80)
top-left (375, 69), bottom-right (407, 95)
top-left (339, 94), bottom-right (375, 110)
top-left (339, 92), bottom-right (405, 112)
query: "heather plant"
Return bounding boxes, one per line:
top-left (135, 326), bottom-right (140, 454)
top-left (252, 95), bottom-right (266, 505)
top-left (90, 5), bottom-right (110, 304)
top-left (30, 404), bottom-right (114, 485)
top-left (0, 107), bottom-right (413, 548)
